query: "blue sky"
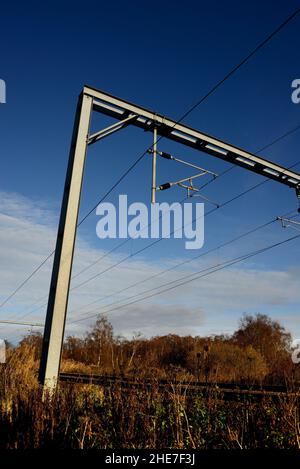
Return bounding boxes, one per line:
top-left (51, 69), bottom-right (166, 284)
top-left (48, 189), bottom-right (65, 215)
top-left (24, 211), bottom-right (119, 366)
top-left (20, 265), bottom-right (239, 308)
top-left (0, 1), bottom-right (300, 343)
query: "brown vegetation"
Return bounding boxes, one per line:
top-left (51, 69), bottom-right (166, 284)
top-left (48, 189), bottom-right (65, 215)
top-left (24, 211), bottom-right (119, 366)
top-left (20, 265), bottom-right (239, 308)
top-left (0, 313), bottom-right (299, 449)
top-left (60, 313), bottom-right (297, 385)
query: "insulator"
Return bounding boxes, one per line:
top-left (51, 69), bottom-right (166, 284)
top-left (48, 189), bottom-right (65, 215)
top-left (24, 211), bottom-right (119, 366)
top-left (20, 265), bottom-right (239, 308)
top-left (160, 152), bottom-right (173, 160)
top-left (159, 182), bottom-right (172, 191)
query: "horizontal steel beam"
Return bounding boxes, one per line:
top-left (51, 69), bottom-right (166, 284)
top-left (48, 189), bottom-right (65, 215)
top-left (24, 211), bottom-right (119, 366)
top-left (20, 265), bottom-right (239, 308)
top-left (83, 85), bottom-right (300, 190)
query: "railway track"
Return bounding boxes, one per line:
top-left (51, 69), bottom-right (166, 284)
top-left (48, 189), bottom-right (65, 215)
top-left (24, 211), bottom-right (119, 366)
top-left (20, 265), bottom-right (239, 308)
top-left (59, 372), bottom-right (299, 401)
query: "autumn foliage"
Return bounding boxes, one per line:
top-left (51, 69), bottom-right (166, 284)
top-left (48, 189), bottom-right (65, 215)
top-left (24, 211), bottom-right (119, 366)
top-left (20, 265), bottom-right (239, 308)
top-left (15, 313), bottom-right (296, 385)
top-left (1, 313), bottom-right (300, 449)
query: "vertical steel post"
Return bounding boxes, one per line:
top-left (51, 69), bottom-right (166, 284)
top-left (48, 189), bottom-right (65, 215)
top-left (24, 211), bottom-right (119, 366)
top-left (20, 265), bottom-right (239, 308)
top-left (151, 126), bottom-right (157, 204)
top-left (39, 92), bottom-right (93, 392)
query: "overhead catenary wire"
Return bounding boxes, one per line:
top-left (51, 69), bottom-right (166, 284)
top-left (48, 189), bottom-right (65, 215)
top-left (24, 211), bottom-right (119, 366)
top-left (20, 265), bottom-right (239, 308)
top-left (187, 122), bottom-right (300, 192)
top-left (66, 121), bottom-right (300, 284)
top-left (6, 167), bottom-right (300, 329)
top-left (69, 232), bottom-right (300, 325)
top-left (0, 251), bottom-right (54, 310)
top-left (0, 320), bottom-right (43, 327)
top-left (13, 130), bottom-right (300, 323)
top-left (0, 8), bottom-right (300, 322)
top-left (17, 154), bottom-right (300, 321)
top-left (16, 195), bottom-right (190, 319)
top-left (1, 8), bottom-right (298, 312)
top-left (167, 8), bottom-right (300, 126)
top-left (68, 209), bottom-right (297, 320)
top-left (0, 151), bottom-right (147, 311)
top-left (60, 123), bottom-right (300, 290)
top-left (22, 176), bottom-right (299, 321)
top-left (64, 159), bottom-right (300, 294)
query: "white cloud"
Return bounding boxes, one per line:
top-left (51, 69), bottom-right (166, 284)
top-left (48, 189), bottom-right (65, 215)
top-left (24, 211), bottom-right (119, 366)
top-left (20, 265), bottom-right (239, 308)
top-left (0, 190), bottom-right (300, 343)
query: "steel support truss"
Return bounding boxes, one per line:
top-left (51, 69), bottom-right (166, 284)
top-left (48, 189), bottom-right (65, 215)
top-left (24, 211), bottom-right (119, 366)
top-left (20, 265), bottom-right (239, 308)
top-left (39, 85), bottom-right (300, 392)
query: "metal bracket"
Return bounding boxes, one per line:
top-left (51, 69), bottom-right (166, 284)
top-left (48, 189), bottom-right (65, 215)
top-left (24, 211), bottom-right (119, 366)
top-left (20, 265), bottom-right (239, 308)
top-left (87, 86), bottom-right (300, 190)
top-left (153, 150), bottom-right (219, 206)
top-left (277, 216), bottom-right (300, 232)
top-left (88, 113), bottom-right (138, 145)
top-left (38, 85), bottom-right (300, 394)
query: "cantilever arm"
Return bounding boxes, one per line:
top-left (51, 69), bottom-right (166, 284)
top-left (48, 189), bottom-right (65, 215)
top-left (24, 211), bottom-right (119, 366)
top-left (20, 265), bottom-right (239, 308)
top-left (88, 113), bottom-right (138, 145)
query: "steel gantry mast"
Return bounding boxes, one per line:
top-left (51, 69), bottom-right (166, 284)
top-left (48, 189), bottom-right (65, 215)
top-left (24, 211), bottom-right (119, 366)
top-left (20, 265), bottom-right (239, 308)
top-left (39, 85), bottom-right (300, 392)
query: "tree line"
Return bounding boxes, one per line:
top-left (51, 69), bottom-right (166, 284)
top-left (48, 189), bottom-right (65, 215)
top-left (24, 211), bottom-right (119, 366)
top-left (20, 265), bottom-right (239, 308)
top-left (19, 313), bottom-right (298, 385)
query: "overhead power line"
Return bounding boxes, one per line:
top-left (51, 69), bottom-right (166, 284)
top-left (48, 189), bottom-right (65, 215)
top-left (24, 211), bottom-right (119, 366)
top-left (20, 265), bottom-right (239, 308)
top-left (176, 7), bottom-right (300, 123)
top-left (0, 252), bottom-right (54, 310)
top-left (1, 7), bottom-right (298, 312)
top-left (69, 232), bottom-right (300, 325)
top-left (54, 122), bottom-right (300, 285)
top-left (14, 127), bottom-right (300, 322)
top-left (0, 320), bottom-right (43, 327)
top-left (68, 210), bottom-right (296, 320)
top-left (65, 159), bottom-right (300, 293)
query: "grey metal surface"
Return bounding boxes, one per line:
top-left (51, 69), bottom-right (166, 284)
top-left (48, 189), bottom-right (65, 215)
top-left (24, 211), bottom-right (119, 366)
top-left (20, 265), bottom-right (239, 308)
top-left (87, 85), bottom-right (300, 190)
top-left (151, 126), bottom-right (157, 204)
top-left (40, 84), bottom-right (300, 393)
top-left (39, 92), bottom-right (93, 391)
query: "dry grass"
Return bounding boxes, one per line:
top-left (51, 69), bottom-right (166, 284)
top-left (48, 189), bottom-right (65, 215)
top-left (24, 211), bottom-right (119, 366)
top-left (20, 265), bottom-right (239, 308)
top-left (0, 342), bottom-right (300, 449)
top-left (60, 359), bottom-right (95, 374)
